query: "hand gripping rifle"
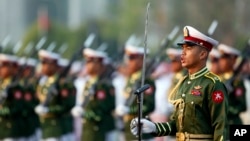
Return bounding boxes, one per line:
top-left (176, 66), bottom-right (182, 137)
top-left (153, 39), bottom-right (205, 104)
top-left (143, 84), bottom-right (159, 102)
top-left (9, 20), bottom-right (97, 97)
top-left (42, 34), bottom-right (96, 107)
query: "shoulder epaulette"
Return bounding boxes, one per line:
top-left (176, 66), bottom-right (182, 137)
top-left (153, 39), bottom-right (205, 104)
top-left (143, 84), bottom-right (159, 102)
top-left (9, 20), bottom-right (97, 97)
top-left (204, 72), bottom-right (221, 83)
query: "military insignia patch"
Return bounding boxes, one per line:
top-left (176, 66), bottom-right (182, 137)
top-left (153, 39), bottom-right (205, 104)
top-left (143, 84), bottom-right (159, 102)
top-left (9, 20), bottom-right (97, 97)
top-left (97, 90), bottom-right (106, 100)
top-left (14, 91), bottom-right (22, 99)
top-left (235, 88), bottom-right (243, 97)
top-left (212, 90), bottom-right (224, 103)
top-left (24, 92), bottom-right (32, 101)
top-left (191, 85), bottom-right (202, 96)
top-left (61, 89), bottom-right (68, 97)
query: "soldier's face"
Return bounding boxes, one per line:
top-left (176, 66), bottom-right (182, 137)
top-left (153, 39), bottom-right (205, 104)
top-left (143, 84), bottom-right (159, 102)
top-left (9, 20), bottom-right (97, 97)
top-left (0, 62), bottom-right (13, 78)
top-left (40, 59), bottom-right (58, 76)
top-left (218, 53), bottom-right (237, 72)
top-left (85, 57), bottom-right (103, 75)
top-left (181, 44), bottom-right (207, 69)
top-left (125, 54), bottom-right (143, 74)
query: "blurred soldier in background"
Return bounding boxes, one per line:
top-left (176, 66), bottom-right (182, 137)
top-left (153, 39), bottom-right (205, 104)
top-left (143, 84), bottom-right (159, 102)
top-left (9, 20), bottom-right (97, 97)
top-left (18, 57), bottom-right (41, 141)
top-left (35, 49), bottom-right (75, 141)
top-left (71, 47), bottom-right (116, 141)
top-left (240, 58), bottom-right (250, 124)
top-left (218, 44), bottom-right (247, 125)
top-left (208, 48), bottom-right (222, 75)
top-left (115, 44), bottom-right (155, 141)
top-left (0, 53), bottom-right (24, 141)
top-left (150, 47), bottom-right (184, 141)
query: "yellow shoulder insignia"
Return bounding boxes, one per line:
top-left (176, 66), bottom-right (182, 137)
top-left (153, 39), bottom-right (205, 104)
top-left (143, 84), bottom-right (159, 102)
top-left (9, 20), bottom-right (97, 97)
top-left (205, 72), bottom-right (221, 83)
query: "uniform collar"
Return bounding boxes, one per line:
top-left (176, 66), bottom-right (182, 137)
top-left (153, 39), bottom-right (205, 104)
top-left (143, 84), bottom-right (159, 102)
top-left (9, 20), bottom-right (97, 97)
top-left (189, 67), bottom-right (209, 80)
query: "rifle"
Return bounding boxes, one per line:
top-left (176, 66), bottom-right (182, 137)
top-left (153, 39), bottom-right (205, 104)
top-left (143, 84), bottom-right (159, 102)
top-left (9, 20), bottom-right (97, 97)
top-left (224, 39), bottom-right (250, 92)
top-left (42, 33), bottom-right (96, 106)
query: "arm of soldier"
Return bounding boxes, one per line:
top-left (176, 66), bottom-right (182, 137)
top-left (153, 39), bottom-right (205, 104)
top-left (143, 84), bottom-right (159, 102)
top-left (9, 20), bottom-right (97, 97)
top-left (208, 82), bottom-right (228, 141)
top-left (229, 80), bottom-right (247, 114)
top-left (130, 117), bottom-right (177, 137)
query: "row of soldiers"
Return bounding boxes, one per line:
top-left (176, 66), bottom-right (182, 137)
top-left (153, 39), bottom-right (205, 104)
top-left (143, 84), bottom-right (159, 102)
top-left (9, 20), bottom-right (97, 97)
top-left (0, 30), bottom-right (249, 141)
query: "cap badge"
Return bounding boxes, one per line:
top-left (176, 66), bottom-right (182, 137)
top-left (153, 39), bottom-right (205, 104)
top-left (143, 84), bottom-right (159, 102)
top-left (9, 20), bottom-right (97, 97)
top-left (183, 27), bottom-right (189, 37)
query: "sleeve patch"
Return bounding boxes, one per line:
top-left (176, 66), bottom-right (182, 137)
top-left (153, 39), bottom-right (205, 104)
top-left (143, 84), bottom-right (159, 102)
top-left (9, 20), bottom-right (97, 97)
top-left (212, 90), bottom-right (224, 103)
top-left (235, 88), bottom-right (243, 97)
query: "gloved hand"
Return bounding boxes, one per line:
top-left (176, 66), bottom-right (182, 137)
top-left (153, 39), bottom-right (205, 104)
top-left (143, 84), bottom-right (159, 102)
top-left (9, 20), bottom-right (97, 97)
top-left (71, 106), bottom-right (85, 117)
top-left (35, 105), bottom-right (49, 115)
top-left (115, 104), bottom-right (129, 116)
top-left (130, 118), bottom-right (156, 135)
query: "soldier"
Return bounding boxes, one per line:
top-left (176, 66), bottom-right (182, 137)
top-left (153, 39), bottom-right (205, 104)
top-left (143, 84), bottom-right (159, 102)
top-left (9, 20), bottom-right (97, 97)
top-left (218, 44), bottom-right (247, 125)
top-left (71, 47), bottom-right (116, 141)
top-left (130, 26), bottom-right (228, 141)
top-left (0, 54), bottom-right (24, 141)
top-left (115, 44), bottom-right (155, 141)
top-left (18, 57), bottom-right (41, 141)
top-left (150, 48), bottom-right (184, 141)
top-left (35, 49), bottom-right (76, 141)
top-left (208, 48), bottom-right (222, 75)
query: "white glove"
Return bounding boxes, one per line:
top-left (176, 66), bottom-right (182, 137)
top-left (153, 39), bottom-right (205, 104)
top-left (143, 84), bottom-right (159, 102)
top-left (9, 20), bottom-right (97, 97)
top-left (115, 104), bottom-right (129, 116)
top-left (130, 118), bottom-right (156, 135)
top-left (35, 105), bottom-right (49, 115)
top-left (71, 106), bottom-right (84, 117)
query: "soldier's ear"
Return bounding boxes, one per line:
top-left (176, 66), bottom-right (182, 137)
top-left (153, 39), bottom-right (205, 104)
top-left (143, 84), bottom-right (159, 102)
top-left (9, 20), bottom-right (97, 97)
top-left (200, 49), bottom-right (209, 60)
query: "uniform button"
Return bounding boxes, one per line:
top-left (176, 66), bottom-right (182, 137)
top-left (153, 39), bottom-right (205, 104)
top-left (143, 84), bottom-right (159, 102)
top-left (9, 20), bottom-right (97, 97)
top-left (187, 81), bottom-right (191, 84)
top-left (182, 94), bottom-right (185, 97)
top-left (191, 101), bottom-right (194, 104)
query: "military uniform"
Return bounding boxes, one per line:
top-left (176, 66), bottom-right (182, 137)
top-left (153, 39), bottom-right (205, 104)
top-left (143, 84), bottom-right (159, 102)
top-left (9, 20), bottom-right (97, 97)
top-left (35, 49), bottom-right (75, 140)
top-left (123, 71), bottom-right (155, 140)
top-left (218, 44), bottom-right (247, 125)
top-left (114, 43), bottom-right (156, 141)
top-left (71, 47), bottom-right (116, 141)
top-left (0, 54), bottom-right (25, 140)
top-left (36, 75), bottom-right (75, 139)
top-left (130, 26), bottom-right (229, 141)
top-left (153, 68), bottom-right (228, 141)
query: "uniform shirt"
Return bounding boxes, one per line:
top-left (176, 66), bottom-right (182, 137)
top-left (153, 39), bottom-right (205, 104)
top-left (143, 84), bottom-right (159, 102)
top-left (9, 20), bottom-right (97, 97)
top-left (0, 77), bottom-right (24, 139)
top-left (36, 75), bottom-right (75, 139)
top-left (220, 72), bottom-right (246, 124)
top-left (153, 67), bottom-right (228, 141)
top-left (123, 71), bottom-right (155, 140)
top-left (79, 75), bottom-right (115, 141)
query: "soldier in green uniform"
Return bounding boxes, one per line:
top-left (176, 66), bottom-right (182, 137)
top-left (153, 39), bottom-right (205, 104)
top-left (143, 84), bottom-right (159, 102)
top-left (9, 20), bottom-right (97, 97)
top-left (0, 54), bottom-right (24, 140)
top-left (35, 49), bottom-right (75, 141)
top-left (115, 44), bottom-right (155, 141)
top-left (130, 26), bottom-right (228, 141)
top-left (217, 44), bottom-right (247, 125)
top-left (71, 47), bottom-right (116, 141)
top-left (18, 57), bottom-right (41, 141)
